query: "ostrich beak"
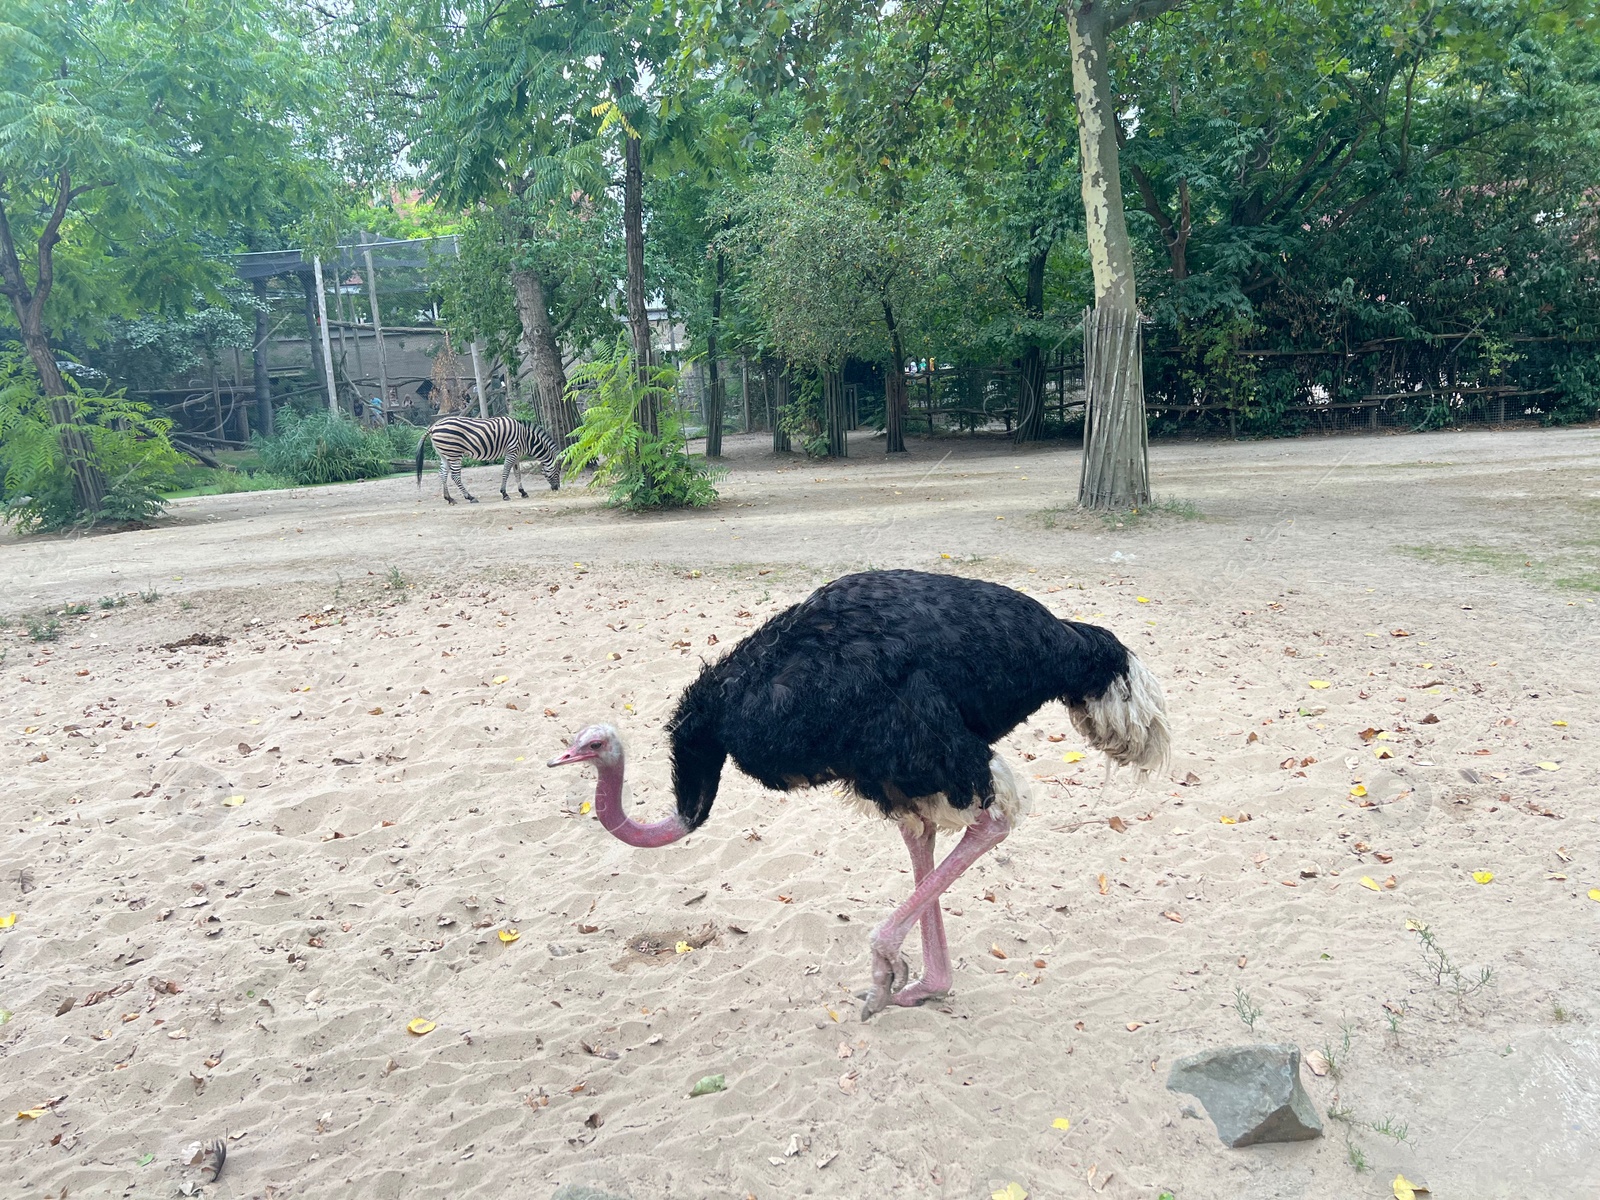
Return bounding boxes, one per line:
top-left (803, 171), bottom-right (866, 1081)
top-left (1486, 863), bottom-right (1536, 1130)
top-left (547, 745), bottom-right (586, 767)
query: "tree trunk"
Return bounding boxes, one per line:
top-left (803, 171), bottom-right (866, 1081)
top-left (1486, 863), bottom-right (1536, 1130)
top-left (772, 363), bottom-right (791, 453)
top-left (823, 368), bottom-right (848, 457)
top-left (252, 278), bottom-right (274, 438)
top-left (704, 249), bottom-right (726, 457)
top-left (881, 298), bottom-right (907, 453)
top-left (0, 180), bottom-right (107, 514)
top-left (1078, 306), bottom-right (1148, 507)
top-left (510, 264), bottom-right (577, 442)
top-left (298, 271), bottom-right (329, 400)
top-left (1014, 241), bottom-right (1050, 444)
top-left (622, 130), bottom-right (657, 438)
top-left (1068, 0), bottom-right (1152, 508)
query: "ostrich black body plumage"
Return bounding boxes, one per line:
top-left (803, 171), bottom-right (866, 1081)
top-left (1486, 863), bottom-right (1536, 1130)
top-left (667, 569), bottom-right (1147, 831)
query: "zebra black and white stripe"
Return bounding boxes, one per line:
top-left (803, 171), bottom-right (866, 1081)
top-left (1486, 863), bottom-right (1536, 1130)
top-left (414, 416), bottom-right (562, 504)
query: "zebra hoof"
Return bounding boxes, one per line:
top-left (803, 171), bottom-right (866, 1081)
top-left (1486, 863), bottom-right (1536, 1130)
top-left (518, 490), bottom-right (528, 498)
top-left (466, 497), bottom-right (479, 504)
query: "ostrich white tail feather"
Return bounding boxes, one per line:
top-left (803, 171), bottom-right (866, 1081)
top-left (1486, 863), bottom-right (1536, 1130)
top-left (1070, 652), bottom-right (1171, 779)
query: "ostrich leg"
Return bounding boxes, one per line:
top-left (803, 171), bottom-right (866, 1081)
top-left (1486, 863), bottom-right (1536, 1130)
top-left (889, 816), bottom-right (954, 1008)
top-left (862, 807), bottom-right (1010, 1020)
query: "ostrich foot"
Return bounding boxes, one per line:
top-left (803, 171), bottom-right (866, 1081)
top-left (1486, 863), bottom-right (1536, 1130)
top-left (888, 977), bottom-right (950, 1008)
top-left (859, 945), bottom-right (911, 1020)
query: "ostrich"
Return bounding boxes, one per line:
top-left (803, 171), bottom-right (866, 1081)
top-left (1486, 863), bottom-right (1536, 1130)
top-left (548, 570), bottom-right (1170, 1018)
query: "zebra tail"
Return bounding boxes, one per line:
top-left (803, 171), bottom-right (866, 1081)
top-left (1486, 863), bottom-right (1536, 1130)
top-left (414, 431), bottom-right (429, 489)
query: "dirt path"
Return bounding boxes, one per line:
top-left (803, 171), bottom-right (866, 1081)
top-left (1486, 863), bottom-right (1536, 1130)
top-left (2, 426), bottom-right (1597, 1199)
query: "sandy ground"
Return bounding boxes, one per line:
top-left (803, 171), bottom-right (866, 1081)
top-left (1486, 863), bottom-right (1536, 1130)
top-left (2, 426), bottom-right (1598, 1200)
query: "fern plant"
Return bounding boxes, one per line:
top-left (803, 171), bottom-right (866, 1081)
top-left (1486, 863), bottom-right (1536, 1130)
top-left (0, 348), bottom-right (184, 532)
top-left (562, 334), bottom-right (721, 510)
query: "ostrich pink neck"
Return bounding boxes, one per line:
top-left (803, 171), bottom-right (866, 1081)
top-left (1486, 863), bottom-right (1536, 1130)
top-left (592, 755), bottom-right (689, 848)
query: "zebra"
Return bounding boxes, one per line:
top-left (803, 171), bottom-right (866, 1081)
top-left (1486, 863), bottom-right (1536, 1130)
top-left (414, 415), bottom-right (562, 504)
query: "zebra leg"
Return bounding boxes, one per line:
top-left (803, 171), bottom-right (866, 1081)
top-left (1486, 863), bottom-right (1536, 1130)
top-left (438, 457), bottom-right (456, 505)
top-left (499, 456), bottom-right (513, 500)
top-left (454, 459), bottom-right (477, 503)
top-left (513, 457), bottom-right (528, 498)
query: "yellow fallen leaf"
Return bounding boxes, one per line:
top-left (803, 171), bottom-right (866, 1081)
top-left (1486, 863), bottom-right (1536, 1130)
top-left (1349, 784), bottom-right (1367, 797)
top-left (1536, 761), bottom-right (1559, 771)
top-left (1374, 747), bottom-right (1394, 759)
top-left (406, 1018), bottom-right (436, 1035)
top-left (1052, 1117), bottom-right (1072, 1131)
top-left (1472, 871), bottom-right (1494, 885)
top-left (16, 1108), bottom-right (46, 1120)
top-left (827, 1008), bottom-right (839, 1022)
top-left (607, 652), bottom-right (620, 661)
top-left (0, 913), bottom-right (15, 929)
top-left (499, 928), bottom-right (521, 943)
top-left (579, 800), bottom-right (592, 815)
top-left (221, 795), bottom-right (245, 807)
top-left (1404, 918), bottom-right (1427, 931)
top-left (1218, 815), bottom-right (1236, 824)
top-left (1062, 751), bottom-right (1086, 763)
top-left (1308, 680), bottom-right (1331, 689)
top-left (1588, 889), bottom-right (1600, 902)
top-left (492, 675), bottom-right (509, 685)
top-left (24, 726), bottom-right (38, 734)
top-left (1136, 596), bottom-right (1150, 604)
top-left (992, 1185), bottom-right (1028, 1200)
top-left (513, 756), bottom-right (525, 763)
top-left (1392, 1173), bottom-right (1420, 1200)
top-left (1360, 877), bottom-right (1381, 892)
top-left (1553, 720), bottom-right (1568, 727)
top-left (1375, 730), bottom-right (1391, 740)
top-left (675, 941), bottom-right (693, 954)
top-left (940, 553), bottom-right (952, 560)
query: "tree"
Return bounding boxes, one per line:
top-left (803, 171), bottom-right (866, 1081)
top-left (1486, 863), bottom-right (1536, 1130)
top-left (0, 0), bottom-right (331, 519)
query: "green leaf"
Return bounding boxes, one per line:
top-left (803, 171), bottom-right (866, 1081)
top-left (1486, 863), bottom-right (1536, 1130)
top-left (689, 1073), bottom-right (726, 1097)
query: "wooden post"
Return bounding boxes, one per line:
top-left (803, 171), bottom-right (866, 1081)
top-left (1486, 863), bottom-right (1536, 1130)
top-left (311, 254), bottom-right (339, 415)
top-left (338, 261), bottom-right (364, 384)
top-left (252, 277), bottom-right (275, 438)
top-left (360, 233), bottom-right (391, 408)
top-left (740, 357), bottom-right (751, 433)
top-left (230, 346), bottom-right (250, 442)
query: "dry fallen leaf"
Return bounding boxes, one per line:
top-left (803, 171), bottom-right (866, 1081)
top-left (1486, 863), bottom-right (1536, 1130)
top-left (1360, 877), bottom-right (1381, 892)
top-left (499, 928), bottom-right (521, 943)
top-left (1125, 1021), bottom-right (1143, 1032)
top-left (1536, 761), bottom-right (1560, 771)
top-left (1588, 889), bottom-right (1600, 903)
top-left (1052, 1117), bottom-right (1072, 1131)
top-left (1107, 815), bottom-right (1128, 833)
top-left (491, 675), bottom-right (509, 685)
top-left (1305, 1049), bottom-right (1330, 1076)
top-left (989, 944), bottom-right (1008, 959)
top-left (838, 1071), bottom-right (858, 1096)
top-left (406, 1018), bottom-right (436, 1036)
top-left (221, 795), bottom-right (245, 807)
top-left (1349, 784), bottom-right (1367, 797)
top-left (1472, 871), bottom-right (1495, 885)
top-left (1097, 873), bottom-right (1108, 896)
top-left (991, 1184), bottom-right (1028, 1200)
top-left (1062, 750), bottom-right (1086, 763)
top-left (0, 913), bottom-right (15, 929)
top-left (1162, 911), bottom-right (1183, 924)
top-left (1308, 680), bottom-right (1331, 690)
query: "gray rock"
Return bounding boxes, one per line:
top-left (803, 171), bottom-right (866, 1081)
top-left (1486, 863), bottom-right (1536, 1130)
top-left (1166, 1043), bottom-right (1323, 1148)
top-left (551, 1187), bottom-right (631, 1200)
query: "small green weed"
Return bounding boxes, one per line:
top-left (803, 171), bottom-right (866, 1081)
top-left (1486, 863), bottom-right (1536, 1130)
top-left (27, 615), bottom-right (61, 642)
top-left (1410, 921), bottom-right (1493, 1000)
top-left (62, 602), bottom-right (88, 616)
top-left (178, 599), bottom-right (194, 612)
top-left (139, 587), bottom-right (161, 604)
top-left (385, 566), bottom-right (408, 599)
top-left (1233, 985), bottom-right (1264, 1032)
top-left (98, 595), bottom-right (127, 610)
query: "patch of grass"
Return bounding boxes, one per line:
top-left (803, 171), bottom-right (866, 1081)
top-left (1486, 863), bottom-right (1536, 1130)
top-left (178, 599), bottom-right (194, 612)
top-left (27, 614), bottom-right (61, 642)
top-left (385, 565), bottom-right (409, 600)
top-left (1233, 985), bottom-right (1264, 1032)
top-left (98, 595), bottom-right (127, 610)
top-left (1552, 1002), bottom-right (1572, 1024)
top-left (1410, 921), bottom-right (1494, 1000)
top-left (61, 602), bottom-right (88, 616)
top-left (139, 587), bottom-right (161, 604)
top-left (1320, 1021), bottom-right (1354, 1080)
top-left (1368, 1115), bottom-right (1411, 1144)
top-left (1403, 543), bottom-right (1600, 594)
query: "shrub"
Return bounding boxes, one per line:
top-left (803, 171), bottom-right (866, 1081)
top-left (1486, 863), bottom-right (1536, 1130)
top-left (255, 409), bottom-right (401, 485)
top-left (0, 347), bottom-right (184, 533)
top-left (563, 334), bottom-right (721, 510)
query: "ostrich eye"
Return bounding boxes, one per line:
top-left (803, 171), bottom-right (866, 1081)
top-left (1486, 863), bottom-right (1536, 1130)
top-left (587, 740), bottom-right (603, 750)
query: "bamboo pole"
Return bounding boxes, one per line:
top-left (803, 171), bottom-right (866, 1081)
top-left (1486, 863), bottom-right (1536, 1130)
top-left (453, 237), bottom-right (490, 417)
top-left (311, 254), bottom-right (339, 415)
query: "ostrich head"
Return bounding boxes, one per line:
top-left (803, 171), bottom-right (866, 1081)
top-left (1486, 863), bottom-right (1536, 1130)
top-left (547, 723), bottom-right (622, 768)
top-left (546, 723), bottom-right (689, 848)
